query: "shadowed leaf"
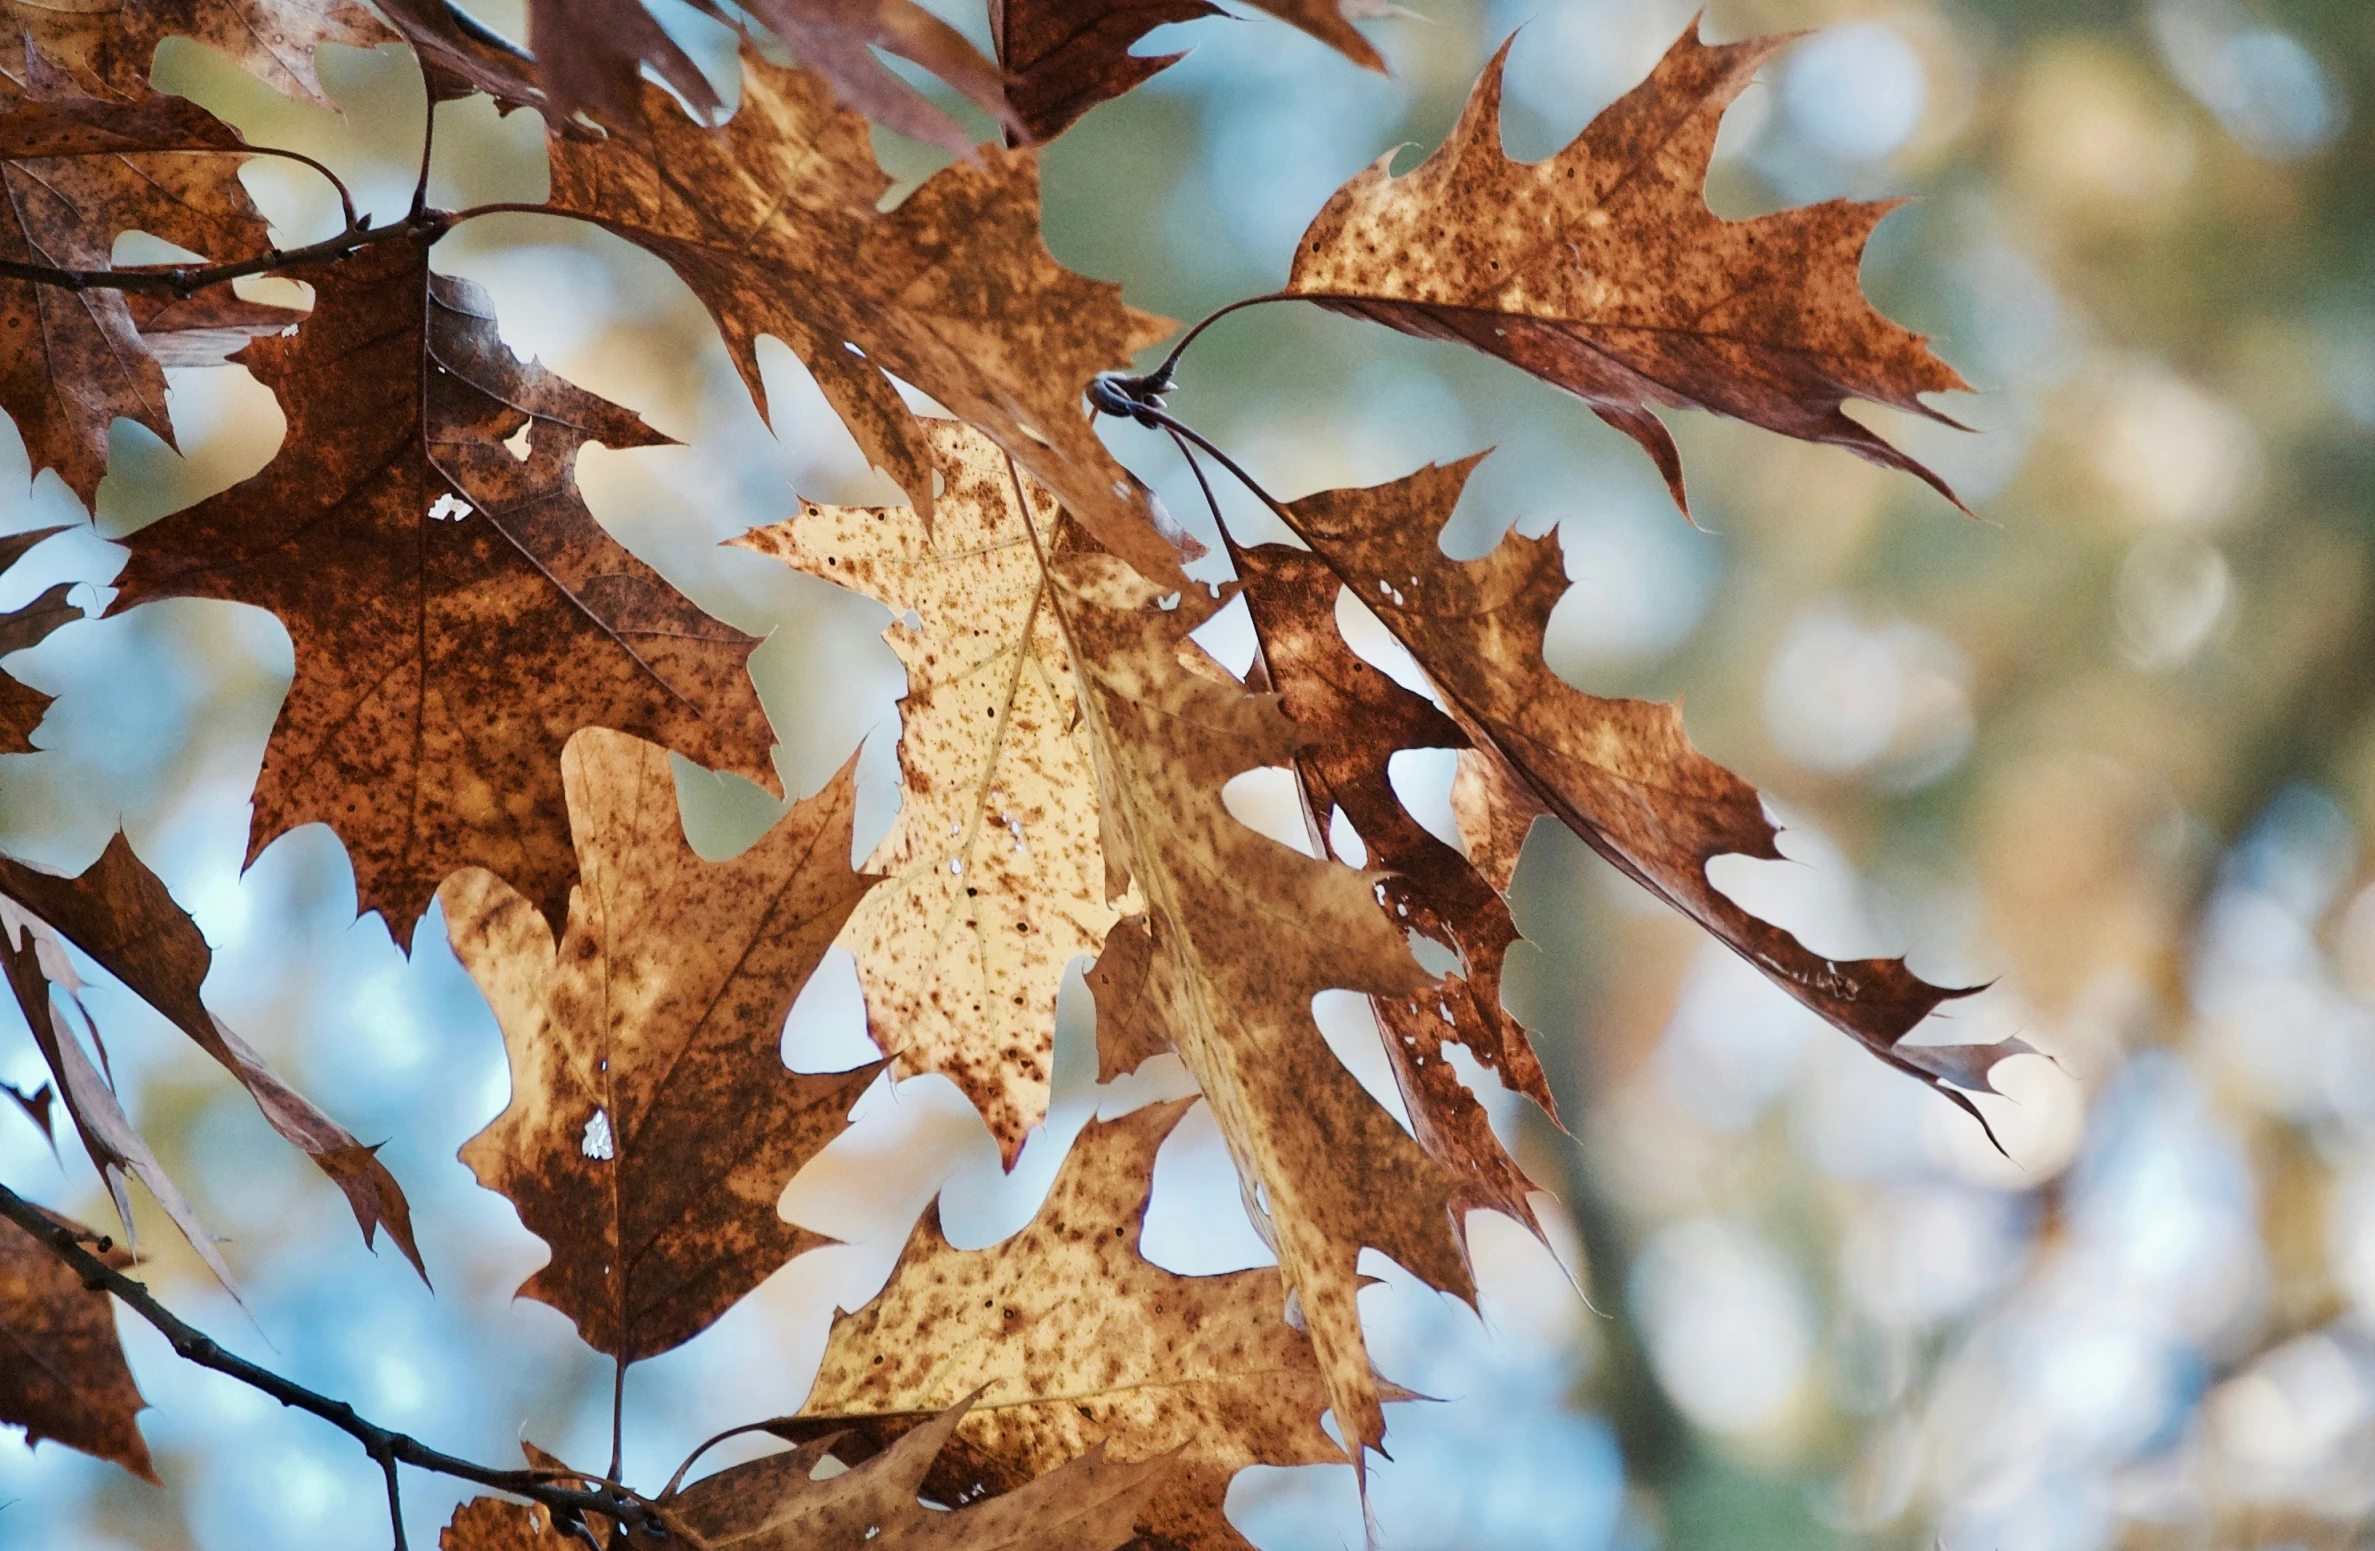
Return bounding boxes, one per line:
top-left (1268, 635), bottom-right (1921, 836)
top-left (1287, 23), bottom-right (1969, 514)
top-left (0, 1205), bottom-right (153, 1480)
top-left (0, 74), bottom-right (268, 504)
top-left (442, 728), bottom-right (882, 1363)
top-left (735, 423), bottom-right (1116, 1163)
top-left (992, 0), bottom-right (1218, 144)
top-left (111, 236), bottom-right (776, 941)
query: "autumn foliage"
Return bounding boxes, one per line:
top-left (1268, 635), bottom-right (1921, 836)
top-left (0, 2), bottom-right (2008, 1545)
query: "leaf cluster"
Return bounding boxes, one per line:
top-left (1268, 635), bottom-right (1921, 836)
top-left (0, 3), bottom-right (2008, 1545)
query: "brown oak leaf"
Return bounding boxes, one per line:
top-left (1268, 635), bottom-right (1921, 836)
top-left (992, 0), bottom-right (1219, 145)
top-left (734, 423), bottom-right (1115, 1163)
top-left (665, 1394), bottom-right (1167, 1550)
top-left (1054, 550), bottom-right (1463, 1466)
top-left (0, 77), bottom-right (268, 504)
top-left (0, 834), bottom-right (425, 1277)
top-left (125, 283), bottom-right (307, 371)
top-left (0, 525), bottom-right (81, 753)
top-left (2, 0), bottom-right (395, 109)
top-left (440, 727), bottom-right (882, 1363)
top-left (546, 57), bottom-right (1195, 589)
top-left (1279, 455), bottom-right (2029, 1129)
top-left (1287, 22), bottom-right (1968, 515)
top-left (736, 0), bottom-right (1013, 157)
top-left (0, 1205), bottom-right (153, 1480)
top-left (1230, 541), bottom-right (1553, 1245)
top-left (111, 237), bottom-right (776, 942)
top-left (799, 1100), bottom-right (1339, 1551)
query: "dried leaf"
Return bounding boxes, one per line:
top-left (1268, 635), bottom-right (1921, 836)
top-left (1449, 744), bottom-right (1545, 896)
top-left (441, 727), bottom-right (882, 1363)
top-left (1279, 456), bottom-right (2029, 1126)
top-left (2, 0), bottom-right (395, 108)
top-left (1287, 23), bottom-right (1968, 514)
top-left (112, 237), bottom-right (776, 941)
top-left (735, 423), bottom-right (1115, 1162)
top-left (739, 0), bottom-right (1013, 157)
top-left (127, 282), bottom-right (306, 369)
top-left (374, 0), bottom-right (550, 119)
top-left (0, 1205), bottom-right (153, 1480)
top-left (1242, 0), bottom-right (1384, 71)
top-left (525, 0), bottom-right (722, 130)
top-left (439, 1496), bottom-right (578, 1549)
top-left (667, 1393), bottom-right (1166, 1550)
top-left (0, 1078), bottom-right (54, 1144)
top-left (0, 835), bottom-right (425, 1276)
top-left (548, 57), bottom-right (1196, 589)
top-left (991, 0), bottom-right (1218, 145)
top-left (0, 905), bottom-right (239, 1296)
top-left (0, 526), bottom-right (81, 756)
top-left (0, 76), bottom-right (266, 503)
top-left (801, 1100), bottom-right (1337, 1550)
top-left (1054, 551), bottom-right (1463, 1464)
top-left (1230, 542), bottom-right (1553, 1242)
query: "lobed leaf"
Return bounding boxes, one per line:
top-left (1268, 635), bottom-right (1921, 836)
top-left (1288, 23), bottom-right (1969, 515)
top-left (442, 727), bottom-right (881, 1364)
top-left (735, 423), bottom-right (1116, 1162)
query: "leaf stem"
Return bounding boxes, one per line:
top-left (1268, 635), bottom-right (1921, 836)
top-left (0, 1178), bottom-right (662, 1539)
top-left (410, 69), bottom-right (437, 220)
top-left (1143, 292), bottom-right (1295, 388)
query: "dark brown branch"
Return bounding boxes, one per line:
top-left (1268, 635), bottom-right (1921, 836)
top-left (0, 212), bottom-right (448, 297)
top-left (0, 1178), bottom-right (663, 1541)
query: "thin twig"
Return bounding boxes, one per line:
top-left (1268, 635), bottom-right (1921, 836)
top-left (378, 1445), bottom-right (406, 1551)
top-left (410, 70), bottom-right (438, 219)
top-left (0, 1179), bottom-right (663, 1537)
top-left (1162, 425), bottom-right (1233, 544)
top-left (248, 146), bottom-right (361, 234)
top-left (1141, 292), bottom-right (1294, 389)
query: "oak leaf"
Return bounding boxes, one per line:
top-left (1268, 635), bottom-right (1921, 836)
top-left (0, 77), bottom-right (268, 504)
top-left (1, 0), bottom-right (392, 109)
top-left (992, 0), bottom-right (1219, 145)
top-left (1287, 23), bottom-right (1967, 514)
top-left (1230, 542), bottom-right (1552, 1242)
top-left (0, 1204), bottom-right (153, 1480)
top-left (735, 0), bottom-right (1014, 157)
top-left (799, 1100), bottom-right (1338, 1550)
top-left (441, 727), bottom-right (882, 1363)
top-left (546, 57), bottom-right (1195, 589)
top-left (0, 834), bottom-right (425, 1276)
top-left (1279, 456), bottom-right (2028, 1125)
top-left (1054, 551), bottom-right (1464, 1464)
top-left (734, 423), bottom-right (1114, 1162)
top-left (665, 1394), bottom-right (1167, 1550)
top-left (0, 900), bottom-right (239, 1294)
top-left (112, 238), bottom-right (776, 941)
top-left (0, 526), bottom-right (81, 753)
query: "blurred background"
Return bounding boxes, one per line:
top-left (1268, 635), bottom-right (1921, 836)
top-left (0, 0), bottom-right (2368, 1545)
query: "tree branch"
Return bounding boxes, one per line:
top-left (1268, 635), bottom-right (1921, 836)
top-left (0, 1178), bottom-right (663, 1541)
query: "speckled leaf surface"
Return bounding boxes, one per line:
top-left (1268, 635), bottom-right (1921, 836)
top-left (2, 0), bottom-right (393, 107)
top-left (801, 1101), bottom-right (1337, 1549)
top-left (1288, 22), bottom-right (1969, 514)
top-left (736, 422), bottom-right (1114, 1162)
top-left (441, 728), bottom-right (881, 1363)
top-left (0, 77), bottom-right (267, 504)
top-left (112, 238), bottom-right (776, 942)
top-left (1054, 551), bottom-right (1464, 1465)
